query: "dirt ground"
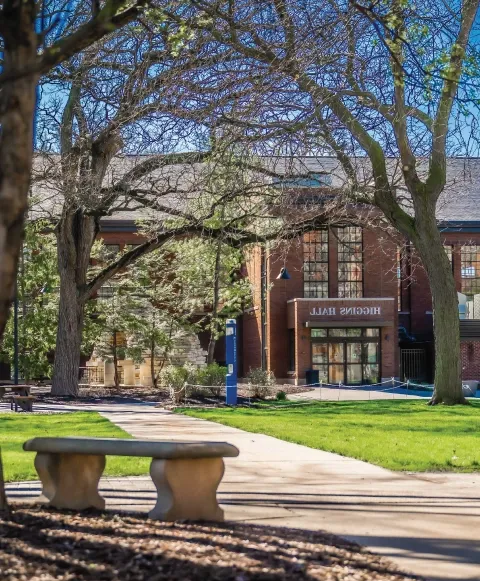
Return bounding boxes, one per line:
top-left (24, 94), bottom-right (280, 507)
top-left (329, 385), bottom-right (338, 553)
top-left (33, 384), bottom-right (311, 406)
top-left (0, 507), bottom-right (421, 581)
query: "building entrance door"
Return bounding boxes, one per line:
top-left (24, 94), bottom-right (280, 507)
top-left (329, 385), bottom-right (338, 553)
top-left (311, 328), bottom-right (380, 385)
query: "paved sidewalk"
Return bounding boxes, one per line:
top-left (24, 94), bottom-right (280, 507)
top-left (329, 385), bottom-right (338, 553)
top-left (6, 403), bottom-right (480, 581)
top-left (289, 386), bottom-right (431, 401)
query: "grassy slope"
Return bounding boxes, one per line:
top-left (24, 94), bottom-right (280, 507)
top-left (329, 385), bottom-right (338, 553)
top-left (179, 400), bottom-right (480, 472)
top-left (0, 412), bottom-right (150, 482)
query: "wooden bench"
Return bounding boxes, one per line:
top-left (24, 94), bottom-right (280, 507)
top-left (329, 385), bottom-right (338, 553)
top-left (23, 437), bottom-right (239, 521)
top-left (0, 385), bottom-right (31, 398)
top-left (10, 395), bottom-right (36, 412)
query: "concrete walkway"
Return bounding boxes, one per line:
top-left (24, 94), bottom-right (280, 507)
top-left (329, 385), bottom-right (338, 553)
top-left (6, 403), bottom-right (480, 581)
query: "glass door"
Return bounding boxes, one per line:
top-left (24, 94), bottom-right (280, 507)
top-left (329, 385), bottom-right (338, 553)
top-left (311, 328), bottom-right (380, 385)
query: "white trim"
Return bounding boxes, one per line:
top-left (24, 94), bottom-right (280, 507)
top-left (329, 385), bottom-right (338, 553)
top-left (287, 297), bottom-right (395, 304)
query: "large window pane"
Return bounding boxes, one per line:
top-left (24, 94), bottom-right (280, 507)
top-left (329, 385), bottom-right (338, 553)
top-left (312, 365), bottom-right (328, 382)
top-left (303, 231), bottom-right (328, 298)
top-left (363, 364), bottom-right (379, 384)
top-left (363, 343), bottom-right (379, 363)
top-left (338, 227), bottom-right (363, 298)
top-left (347, 365), bottom-right (362, 384)
top-left (329, 365), bottom-right (344, 384)
top-left (346, 343), bottom-right (362, 363)
top-left (329, 343), bottom-right (344, 363)
top-left (312, 343), bottom-right (328, 364)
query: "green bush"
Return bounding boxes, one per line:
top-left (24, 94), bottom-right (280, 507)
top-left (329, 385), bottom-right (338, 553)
top-left (245, 367), bottom-right (276, 399)
top-left (276, 390), bottom-right (287, 401)
top-left (160, 364), bottom-right (197, 402)
top-left (195, 363), bottom-right (227, 397)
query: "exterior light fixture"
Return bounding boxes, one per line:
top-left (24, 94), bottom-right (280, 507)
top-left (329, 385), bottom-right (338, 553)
top-left (276, 267), bottom-right (291, 280)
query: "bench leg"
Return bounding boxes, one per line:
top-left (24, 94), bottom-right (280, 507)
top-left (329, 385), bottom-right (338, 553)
top-left (149, 457), bottom-right (225, 522)
top-left (34, 452), bottom-right (106, 510)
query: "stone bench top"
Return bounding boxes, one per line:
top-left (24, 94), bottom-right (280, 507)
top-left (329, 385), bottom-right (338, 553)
top-left (23, 437), bottom-right (239, 459)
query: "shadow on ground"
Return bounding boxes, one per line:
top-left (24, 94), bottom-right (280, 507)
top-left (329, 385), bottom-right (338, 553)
top-left (0, 507), bottom-right (421, 580)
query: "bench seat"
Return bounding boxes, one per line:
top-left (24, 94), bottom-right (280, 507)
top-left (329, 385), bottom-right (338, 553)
top-left (23, 437), bottom-right (239, 521)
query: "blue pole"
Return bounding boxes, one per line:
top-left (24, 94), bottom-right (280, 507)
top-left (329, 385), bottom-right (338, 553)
top-left (225, 319), bottom-right (237, 405)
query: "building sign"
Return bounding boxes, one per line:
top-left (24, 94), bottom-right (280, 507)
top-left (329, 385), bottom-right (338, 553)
top-left (310, 306), bottom-right (382, 316)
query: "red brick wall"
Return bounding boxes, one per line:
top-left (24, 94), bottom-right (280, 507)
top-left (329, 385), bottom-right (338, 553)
top-left (461, 341), bottom-right (480, 380)
top-left (242, 247), bottom-right (263, 373)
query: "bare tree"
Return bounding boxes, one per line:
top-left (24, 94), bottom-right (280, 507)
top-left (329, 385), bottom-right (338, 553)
top-left (163, 0), bottom-right (480, 404)
top-left (0, 0), bottom-right (155, 349)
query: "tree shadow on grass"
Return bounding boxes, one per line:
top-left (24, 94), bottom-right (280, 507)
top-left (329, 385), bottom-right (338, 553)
top-left (0, 507), bottom-right (421, 580)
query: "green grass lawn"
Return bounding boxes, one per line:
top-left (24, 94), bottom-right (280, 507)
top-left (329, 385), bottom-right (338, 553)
top-left (178, 400), bottom-right (480, 472)
top-left (0, 412), bottom-right (150, 482)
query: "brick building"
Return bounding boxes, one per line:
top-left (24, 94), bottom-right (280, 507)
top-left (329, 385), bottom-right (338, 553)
top-left (241, 158), bottom-right (480, 385)
top-left (30, 155), bottom-right (480, 385)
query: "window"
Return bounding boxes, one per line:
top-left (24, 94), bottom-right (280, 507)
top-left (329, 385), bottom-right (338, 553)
top-left (272, 172), bottom-right (332, 188)
top-left (311, 327), bottom-right (380, 385)
top-left (461, 246), bottom-right (480, 295)
top-left (461, 246), bottom-right (480, 319)
top-left (337, 227), bottom-right (363, 298)
top-left (303, 230), bottom-right (328, 298)
top-left (444, 245), bottom-right (453, 267)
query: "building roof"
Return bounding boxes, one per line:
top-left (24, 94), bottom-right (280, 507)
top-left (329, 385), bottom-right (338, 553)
top-left (29, 154), bottom-right (480, 229)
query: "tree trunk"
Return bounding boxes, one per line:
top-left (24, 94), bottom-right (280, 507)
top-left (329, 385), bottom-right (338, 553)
top-left (0, 2), bottom-right (38, 344)
top-left (113, 331), bottom-right (120, 388)
top-left (0, 448), bottom-right (9, 516)
top-left (150, 339), bottom-right (157, 389)
top-left (51, 271), bottom-right (86, 397)
top-left (51, 209), bottom-right (97, 396)
top-left (413, 204), bottom-right (466, 405)
top-left (207, 239), bottom-right (222, 365)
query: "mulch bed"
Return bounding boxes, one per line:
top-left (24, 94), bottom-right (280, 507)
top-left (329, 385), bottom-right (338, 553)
top-left (0, 507), bottom-right (421, 580)
top-left (33, 384), bottom-right (312, 407)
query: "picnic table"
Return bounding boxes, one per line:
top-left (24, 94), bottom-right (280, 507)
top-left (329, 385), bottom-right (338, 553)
top-left (0, 384), bottom-right (31, 398)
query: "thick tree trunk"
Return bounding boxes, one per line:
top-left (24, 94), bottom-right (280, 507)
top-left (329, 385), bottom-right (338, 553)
top-left (413, 205), bottom-right (466, 405)
top-left (51, 210), bottom-right (97, 396)
top-left (51, 271), bottom-right (86, 397)
top-left (0, 2), bottom-right (38, 344)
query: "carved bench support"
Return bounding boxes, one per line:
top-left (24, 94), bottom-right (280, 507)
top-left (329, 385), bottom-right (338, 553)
top-left (149, 457), bottom-right (225, 521)
top-left (34, 452), bottom-right (106, 510)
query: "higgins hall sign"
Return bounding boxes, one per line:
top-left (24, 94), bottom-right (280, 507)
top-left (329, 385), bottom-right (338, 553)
top-left (310, 306), bottom-right (382, 316)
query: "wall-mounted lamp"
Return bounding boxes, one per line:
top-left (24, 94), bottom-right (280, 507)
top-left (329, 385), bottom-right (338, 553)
top-left (276, 267), bottom-right (291, 280)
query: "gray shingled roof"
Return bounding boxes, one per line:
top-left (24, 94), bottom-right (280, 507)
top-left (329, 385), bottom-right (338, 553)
top-left (29, 155), bottom-right (480, 226)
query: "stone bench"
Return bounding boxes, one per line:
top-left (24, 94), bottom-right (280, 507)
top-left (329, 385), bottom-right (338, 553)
top-left (23, 437), bottom-right (239, 521)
